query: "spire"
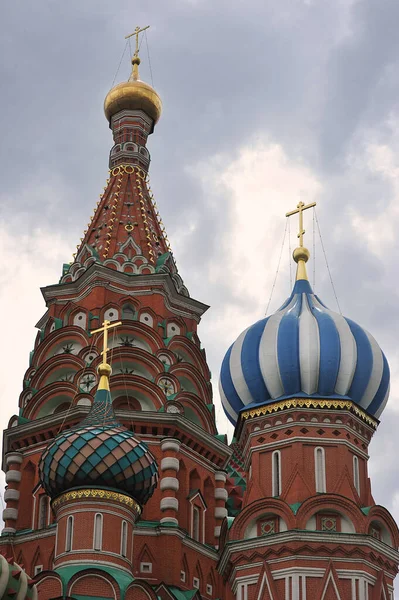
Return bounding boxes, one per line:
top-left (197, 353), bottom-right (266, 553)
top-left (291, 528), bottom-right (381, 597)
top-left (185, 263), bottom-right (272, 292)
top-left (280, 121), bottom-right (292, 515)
top-left (61, 31), bottom-right (181, 286)
top-left (286, 200), bottom-right (316, 281)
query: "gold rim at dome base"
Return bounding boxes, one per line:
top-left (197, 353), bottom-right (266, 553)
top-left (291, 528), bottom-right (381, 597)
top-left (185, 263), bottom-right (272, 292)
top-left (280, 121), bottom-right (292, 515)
top-left (51, 488), bottom-right (142, 515)
top-left (241, 398), bottom-right (377, 428)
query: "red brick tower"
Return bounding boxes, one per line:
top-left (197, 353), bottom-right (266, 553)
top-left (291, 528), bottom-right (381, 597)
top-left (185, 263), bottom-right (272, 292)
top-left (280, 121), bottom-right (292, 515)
top-left (219, 203), bottom-right (399, 599)
top-left (0, 31), bottom-right (230, 599)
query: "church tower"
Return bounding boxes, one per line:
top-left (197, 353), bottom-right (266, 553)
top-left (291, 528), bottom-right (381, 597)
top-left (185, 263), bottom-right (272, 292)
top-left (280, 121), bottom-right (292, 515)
top-left (0, 28), bottom-right (230, 600)
top-left (219, 203), bottom-right (399, 599)
top-left (0, 28), bottom-right (398, 600)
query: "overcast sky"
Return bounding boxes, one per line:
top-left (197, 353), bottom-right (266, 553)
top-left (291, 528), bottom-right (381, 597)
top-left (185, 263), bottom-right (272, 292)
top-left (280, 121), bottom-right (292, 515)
top-left (1, 0), bottom-right (399, 575)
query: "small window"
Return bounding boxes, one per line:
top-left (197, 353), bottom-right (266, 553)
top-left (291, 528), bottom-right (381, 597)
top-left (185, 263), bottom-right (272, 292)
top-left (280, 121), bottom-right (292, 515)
top-left (140, 562), bottom-right (152, 574)
top-left (122, 305), bottom-right (135, 320)
top-left (272, 451), bottom-right (281, 497)
top-left (93, 513), bottom-right (103, 550)
top-left (206, 584), bottom-right (213, 595)
top-left (193, 577), bottom-right (200, 589)
top-left (38, 495), bottom-right (48, 529)
top-left (193, 506), bottom-right (200, 542)
top-left (104, 308), bottom-right (119, 322)
top-left (315, 447), bottom-right (326, 493)
top-left (167, 322), bottom-right (181, 337)
top-left (180, 571), bottom-right (186, 582)
top-left (34, 565), bottom-right (43, 576)
top-left (66, 516), bottom-right (73, 552)
top-left (353, 455), bottom-right (360, 495)
top-left (121, 520), bottom-right (128, 557)
top-left (140, 312), bottom-right (154, 327)
top-left (73, 312), bottom-right (87, 329)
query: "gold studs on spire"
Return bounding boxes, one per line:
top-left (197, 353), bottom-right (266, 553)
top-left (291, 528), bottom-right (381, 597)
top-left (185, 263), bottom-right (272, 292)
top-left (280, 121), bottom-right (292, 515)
top-left (286, 201), bottom-right (316, 281)
top-left (125, 25), bottom-right (150, 81)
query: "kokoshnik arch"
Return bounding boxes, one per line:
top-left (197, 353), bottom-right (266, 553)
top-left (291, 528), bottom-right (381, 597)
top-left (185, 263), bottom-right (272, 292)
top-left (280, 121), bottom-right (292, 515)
top-left (0, 26), bottom-right (397, 600)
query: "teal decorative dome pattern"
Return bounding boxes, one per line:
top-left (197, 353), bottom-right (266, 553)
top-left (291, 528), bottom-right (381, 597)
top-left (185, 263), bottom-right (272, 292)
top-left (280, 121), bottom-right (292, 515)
top-left (39, 388), bottom-right (158, 505)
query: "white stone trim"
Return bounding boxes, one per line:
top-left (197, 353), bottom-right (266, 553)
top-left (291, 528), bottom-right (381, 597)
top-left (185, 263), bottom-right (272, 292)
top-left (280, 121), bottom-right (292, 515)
top-left (6, 470), bottom-right (21, 483)
top-left (214, 526), bottom-right (221, 537)
top-left (160, 497), bottom-right (179, 512)
top-left (214, 488), bottom-right (228, 501)
top-left (161, 439), bottom-right (181, 453)
top-left (215, 507), bottom-right (228, 519)
top-left (4, 489), bottom-right (20, 502)
top-left (3, 508), bottom-right (18, 521)
top-left (5, 453), bottom-right (23, 466)
top-left (161, 457), bottom-right (180, 472)
top-left (215, 471), bottom-right (227, 482)
top-left (160, 517), bottom-right (179, 525)
top-left (160, 477), bottom-right (179, 492)
top-left (1, 527), bottom-right (16, 534)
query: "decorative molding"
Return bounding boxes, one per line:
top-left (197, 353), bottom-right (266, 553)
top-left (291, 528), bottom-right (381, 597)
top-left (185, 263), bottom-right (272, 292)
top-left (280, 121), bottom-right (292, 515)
top-left (5, 453), bottom-right (23, 466)
top-left (4, 489), bottom-right (20, 502)
top-left (161, 439), bottom-right (181, 453)
top-left (241, 398), bottom-right (377, 428)
top-left (215, 488), bottom-right (228, 501)
top-left (51, 489), bottom-right (141, 516)
top-left (160, 497), bottom-right (178, 512)
top-left (161, 457), bottom-right (180, 472)
top-left (160, 477), bottom-right (179, 492)
top-left (2, 508), bottom-right (18, 521)
top-left (5, 470), bottom-right (21, 483)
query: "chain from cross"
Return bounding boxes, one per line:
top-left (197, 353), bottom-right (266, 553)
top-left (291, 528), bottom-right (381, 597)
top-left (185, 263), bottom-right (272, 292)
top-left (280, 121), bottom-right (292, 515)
top-left (125, 25), bottom-right (150, 57)
top-left (286, 201), bottom-right (316, 247)
top-left (91, 320), bottom-right (122, 365)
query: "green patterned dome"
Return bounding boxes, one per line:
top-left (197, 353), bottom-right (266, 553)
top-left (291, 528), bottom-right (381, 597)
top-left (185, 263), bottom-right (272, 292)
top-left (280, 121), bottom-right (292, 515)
top-left (39, 383), bottom-right (158, 505)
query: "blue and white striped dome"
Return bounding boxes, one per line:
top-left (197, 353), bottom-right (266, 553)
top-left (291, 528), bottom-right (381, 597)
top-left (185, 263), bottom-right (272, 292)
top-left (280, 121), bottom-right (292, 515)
top-left (220, 279), bottom-right (390, 426)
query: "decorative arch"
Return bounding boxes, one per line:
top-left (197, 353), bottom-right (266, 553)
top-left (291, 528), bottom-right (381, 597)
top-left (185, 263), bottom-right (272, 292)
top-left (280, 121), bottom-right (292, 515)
top-left (168, 337), bottom-right (210, 377)
top-left (33, 326), bottom-right (90, 366)
top-left (296, 494), bottom-right (365, 532)
top-left (230, 497), bottom-right (296, 540)
top-left (68, 569), bottom-right (119, 600)
top-left (25, 382), bottom-right (75, 419)
top-left (365, 505), bottom-right (399, 548)
top-left (125, 581), bottom-right (157, 600)
top-left (169, 363), bottom-right (211, 401)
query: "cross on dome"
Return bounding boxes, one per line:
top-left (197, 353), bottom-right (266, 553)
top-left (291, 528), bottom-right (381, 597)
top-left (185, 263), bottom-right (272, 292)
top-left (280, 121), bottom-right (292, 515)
top-left (91, 319), bottom-right (122, 390)
top-left (285, 200), bottom-right (316, 281)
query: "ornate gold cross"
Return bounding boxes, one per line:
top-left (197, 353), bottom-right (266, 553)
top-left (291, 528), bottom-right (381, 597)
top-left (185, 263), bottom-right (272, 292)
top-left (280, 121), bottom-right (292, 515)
top-left (91, 319), bottom-right (122, 365)
top-left (125, 25), bottom-right (150, 56)
top-left (286, 201), bottom-right (316, 247)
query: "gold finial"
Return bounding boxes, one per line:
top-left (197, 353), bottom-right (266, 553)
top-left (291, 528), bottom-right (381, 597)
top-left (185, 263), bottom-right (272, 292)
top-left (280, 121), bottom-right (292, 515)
top-left (125, 25), bottom-right (150, 81)
top-left (286, 200), bottom-right (316, 281)
top-left (90, 319), bottom-right (122, 390)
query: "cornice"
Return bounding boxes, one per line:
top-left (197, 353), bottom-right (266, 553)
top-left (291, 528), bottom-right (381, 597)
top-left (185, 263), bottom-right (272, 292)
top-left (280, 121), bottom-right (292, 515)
top-left (40, 264), bottom-right (208, 321)
top-left (218, 530), bottom-right (399, 573)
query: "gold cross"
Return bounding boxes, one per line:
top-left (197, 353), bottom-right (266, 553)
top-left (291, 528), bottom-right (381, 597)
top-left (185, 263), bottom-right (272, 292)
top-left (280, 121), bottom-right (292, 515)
top-left (286, 201), bottom-right (316, 247)
top-left (125, 25), bottom-right (150, 57)
top-left (91, 319), bottom-right (122, 365)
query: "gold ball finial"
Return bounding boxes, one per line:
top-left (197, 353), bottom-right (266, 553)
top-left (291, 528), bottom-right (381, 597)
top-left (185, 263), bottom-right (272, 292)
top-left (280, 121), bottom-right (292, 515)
top-left (132, 55), bottom-right (141, 66)
top-left (98, 363), bottom-right (112, 378)
top-left (293, 246), bottom-right (310, 264)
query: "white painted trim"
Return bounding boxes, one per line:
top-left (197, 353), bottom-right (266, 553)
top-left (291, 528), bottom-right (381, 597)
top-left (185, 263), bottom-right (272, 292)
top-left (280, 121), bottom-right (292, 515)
top-left (93, 513), bottom-right (103, 551)
top-left (353, 455), bottom-right (360, 495)
top-left (215, 471), bottom-right (227, 482)
top-left (161, 439), bottom-right (181, 453)
top-left (314, 446), bottom-right (326, 493)
top-left (160, 497), bottom-right (178, 511)
top-left (5, 470), bottom-right (21, 483)
top-left (4, 489), bottom-right (20, 502)
top-left (2, 508), bottom-right (18, 521)
top-left (215, 488), bottom-right (228, 501)
top-left (5, 453), bottom-right (23, 466)
top-left (272, 450), bottom-right (282, 497)
top-left (161, 457), bottom-right (179, 472)
top-left (120, 520), bottom-right (128, 557)
top-left (160, 477), bottom-right (179, 492)
top-left (65, 515), bottom-right (73, 552)
top-left (215, 507), bottom-right (228, 519)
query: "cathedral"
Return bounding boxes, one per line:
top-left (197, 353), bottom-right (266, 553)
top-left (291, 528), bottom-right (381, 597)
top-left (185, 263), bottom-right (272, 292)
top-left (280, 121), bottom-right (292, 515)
top-left (0, 29), bottom-right (398, 600)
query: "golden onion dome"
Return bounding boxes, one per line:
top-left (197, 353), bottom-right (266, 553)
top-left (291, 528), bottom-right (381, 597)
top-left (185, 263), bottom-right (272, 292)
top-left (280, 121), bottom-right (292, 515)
top-left (104, 55), bottom-right (162, 125)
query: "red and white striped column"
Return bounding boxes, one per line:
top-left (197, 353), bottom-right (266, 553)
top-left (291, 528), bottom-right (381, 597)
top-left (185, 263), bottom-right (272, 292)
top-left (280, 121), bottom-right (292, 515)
top-left (159, 438), bottom-right (180, 526)
top-left (2, 452), bottom-right (23, 534)
top-left (214, 470), bottom-right (228, 546)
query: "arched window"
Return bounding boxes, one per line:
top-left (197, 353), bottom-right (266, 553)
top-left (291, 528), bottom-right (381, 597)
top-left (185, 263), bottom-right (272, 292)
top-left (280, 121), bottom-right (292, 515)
top-left (314, 447), bottom-right (326, 493)
top-left (65, 516), bottom-right (73, 552)
top-left (353, 455), bottom-right (360, 495)
top-left (38, 495), bottom-right (48, 529)
top-left (121, 520), bottom-right (128, 557)
top-left (93, 513), bottom-right (103, 550)
top-left (122, 305), bottom-right (135, 320)
top-left (272, 451), bottom-right (281, 497)
top-left (193, 506), bottom-right (200, 542)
